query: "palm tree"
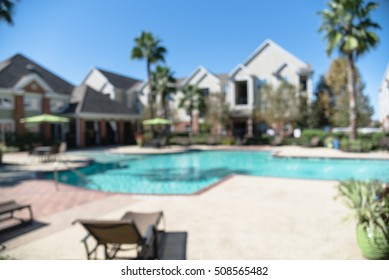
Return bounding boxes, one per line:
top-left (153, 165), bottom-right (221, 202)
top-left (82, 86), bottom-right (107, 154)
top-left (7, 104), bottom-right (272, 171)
top-left (318, 0), bottom-right (380, 140)
top-left (130, 31), bottom-right (166, 120)
top-left (179, 85), bottom-right (206, 134)
top-left (0, 0), bottom-right (16, 25)
top-left (150, 65), bottom-right (176, 120)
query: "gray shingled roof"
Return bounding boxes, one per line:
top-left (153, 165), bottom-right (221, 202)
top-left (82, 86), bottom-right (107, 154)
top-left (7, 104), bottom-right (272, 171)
top-left (65, 85), bottom-right (134, 115)
top-left (97, 68), bottom-right (140, 90)
top-left (216, 73), bottom-right (229, 85)
top-left (0, 54), bottom-right (74, 94)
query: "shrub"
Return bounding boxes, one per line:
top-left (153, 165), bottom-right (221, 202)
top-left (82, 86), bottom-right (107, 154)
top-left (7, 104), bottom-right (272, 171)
top-left (324, 136), bottom-right (335, 148)
top-left (220, 137), bottom-right (235, 145)
top-left (281, 137), bottom-right (302, 146)
top-left (301, 129), bottom-right (329, 146)
top-left (8, 132), bottom-right (45, 151)
top-left (379, 137), bottom-right (389, 151)
top-left (199, 122), bottom-right (211, 133)
top-left (340, 138), bottom-right (374, 152)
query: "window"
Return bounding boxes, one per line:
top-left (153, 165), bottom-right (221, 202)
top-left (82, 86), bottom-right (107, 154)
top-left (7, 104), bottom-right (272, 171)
top-left (50, 99), bottom-right (66, 112)
top-left (200, 88), bottom-right (209, 96)
top-left (24, 97), bottom-right (41, 111)
top-left (235, 81), bottom-right (248, 105)
top-left (299, 75), bottom-right (307, 92)
top-left (0, 97), bottom-right (12, 109)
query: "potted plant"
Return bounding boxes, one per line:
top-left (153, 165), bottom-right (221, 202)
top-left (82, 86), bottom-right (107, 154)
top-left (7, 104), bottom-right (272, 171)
top-left (336, 180), bottom-right (389, 259)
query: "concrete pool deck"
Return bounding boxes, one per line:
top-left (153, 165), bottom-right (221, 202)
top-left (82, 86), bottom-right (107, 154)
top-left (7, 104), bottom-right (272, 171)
top-left (1, 176), bottom-right (361, 259)
top-left (1, 145), bottom-right (388, 259)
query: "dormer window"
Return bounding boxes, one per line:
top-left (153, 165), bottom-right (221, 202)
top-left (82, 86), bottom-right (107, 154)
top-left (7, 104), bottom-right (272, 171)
top-left (299, 75), bottom-right (307, 92)
top-left (235, 81), bottom-right (248, 105)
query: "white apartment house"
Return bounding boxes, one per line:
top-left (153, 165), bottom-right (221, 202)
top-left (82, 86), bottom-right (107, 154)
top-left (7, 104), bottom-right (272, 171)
top-left (379, 63), bottom-right (389, 131)
top-left (137, 39), bottom-right (313, 137)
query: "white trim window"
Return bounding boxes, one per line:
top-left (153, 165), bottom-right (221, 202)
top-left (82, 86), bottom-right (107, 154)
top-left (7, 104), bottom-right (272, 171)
top-left (24, 96), bottom-right (41, 111)
top-left (0, 97), bottom-right (13, 109)
top-left (50, 99), bottom-right (66, 113)
top-left (235, 80), bottom-right (248, 105)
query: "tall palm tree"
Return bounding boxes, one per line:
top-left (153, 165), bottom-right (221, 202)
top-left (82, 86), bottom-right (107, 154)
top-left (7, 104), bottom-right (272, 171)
top-left (150, 65), bottom-right (176, 120)
top-left (318, 0), bottom-right (380, 140)
top-left (130, 31), bottom-right (166, 120)
top-left (178, 85), bottom-right (206, 134)
top-left (0, 0), bottom-right (16, 25)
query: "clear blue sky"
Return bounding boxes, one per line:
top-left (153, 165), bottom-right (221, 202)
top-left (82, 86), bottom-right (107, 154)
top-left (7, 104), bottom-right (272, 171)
top-left (1, 0), bottom-right (388, 119)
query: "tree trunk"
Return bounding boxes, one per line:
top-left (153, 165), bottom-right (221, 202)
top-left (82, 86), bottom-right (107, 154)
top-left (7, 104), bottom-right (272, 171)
top-left (190, 113), bottom-right (193, 136)
top-left (162, 97), bottom-right (170, 136)
top-left (147, 60), bottom-right (156, 137)
top-left (347, 53), bottom-right (357, 140)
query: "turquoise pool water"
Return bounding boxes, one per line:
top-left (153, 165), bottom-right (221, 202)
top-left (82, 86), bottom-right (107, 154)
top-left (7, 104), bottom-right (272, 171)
top-left (46, 151), bottom-right (389, 194)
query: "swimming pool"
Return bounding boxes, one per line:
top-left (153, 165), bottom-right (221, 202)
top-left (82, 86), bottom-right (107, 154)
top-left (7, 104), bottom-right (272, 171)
top-left (46, 150), bottom-right (389, 194)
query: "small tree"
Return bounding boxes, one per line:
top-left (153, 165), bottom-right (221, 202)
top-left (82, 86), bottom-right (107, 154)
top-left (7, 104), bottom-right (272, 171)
top-left (204, 92), bottom-right (230, 136)
top-left (178, 85), bottom-right (206, 134)
top-left (308, 75), bottom-right (335, 129)
top-left (255, 82), bottom-right (298, 136)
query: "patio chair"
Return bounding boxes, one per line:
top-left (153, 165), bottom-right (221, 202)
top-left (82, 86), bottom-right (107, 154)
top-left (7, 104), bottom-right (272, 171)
top-left (73, 211), bottom-right (164, 260)
top-left (0, 200), bottom-right (33, 224)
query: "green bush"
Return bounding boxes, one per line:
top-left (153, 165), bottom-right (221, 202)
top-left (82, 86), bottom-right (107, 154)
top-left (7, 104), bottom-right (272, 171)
top-left (301, 129), bottom-right (329, 146)
top-left (220, 137), bottom-right (235, 145)
top-left (8, 132), bottom-right (45, 151)
top-left (324, 136), bottom-right (335, 148)
top-left (379, 137), bottom-right (389, 150)
top-left (190, 134), bottom-right (208, 144)
top-left (340, 138), bottom-right (374, 152)
top-left (199, 122), bottom-right (211, 133)
top-left (170, 131), bottom-right (189, 137)
top-left (281, 137), bottom-right (302, 146)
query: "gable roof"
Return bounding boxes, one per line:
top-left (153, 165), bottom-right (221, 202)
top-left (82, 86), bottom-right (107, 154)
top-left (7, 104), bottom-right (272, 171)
top-left (0, 53), bottom-right (74, 94)
top-left (181, 65), bottom-right (221, 87)
top-left (242, 39), bottom-right (308, 68)
top-left (65, 85), bottom-right (134, 115)
top-left (96, 68), bottom-right (140, 90)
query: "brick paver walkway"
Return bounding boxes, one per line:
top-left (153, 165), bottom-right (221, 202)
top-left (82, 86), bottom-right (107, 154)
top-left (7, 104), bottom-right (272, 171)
top-left (0, 180), bottom-right (111, 218)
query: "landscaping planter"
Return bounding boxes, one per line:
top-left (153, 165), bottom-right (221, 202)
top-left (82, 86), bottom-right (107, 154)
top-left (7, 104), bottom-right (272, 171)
top-left (357, 224), bottom-right (389, 260)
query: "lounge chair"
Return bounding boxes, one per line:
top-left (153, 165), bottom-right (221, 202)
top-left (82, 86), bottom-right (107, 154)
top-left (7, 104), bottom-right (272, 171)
top-left (0, 200), bottom-right (33, 224)
top-left (73, 211), bottom-right (164, 260)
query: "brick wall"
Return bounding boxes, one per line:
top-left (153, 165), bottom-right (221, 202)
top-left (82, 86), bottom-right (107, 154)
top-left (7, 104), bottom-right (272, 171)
top-left (14, 95), bottom-right (25, 136)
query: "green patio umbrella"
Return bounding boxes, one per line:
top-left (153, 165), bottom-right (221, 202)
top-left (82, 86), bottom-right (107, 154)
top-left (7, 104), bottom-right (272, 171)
top-left (142, 118), bottom-right (172, 125)
top-left (20, 114), bottom-right (70, 123)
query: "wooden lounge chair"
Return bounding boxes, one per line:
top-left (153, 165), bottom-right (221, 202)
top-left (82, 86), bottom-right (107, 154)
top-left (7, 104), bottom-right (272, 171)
top-left (0, 200), bottom-right (33, 224)
top-left (73, 211), bottom-right (164, 260)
